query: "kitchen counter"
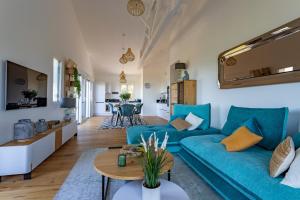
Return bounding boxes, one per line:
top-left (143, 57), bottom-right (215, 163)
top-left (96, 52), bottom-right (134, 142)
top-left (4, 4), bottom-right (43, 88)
top-left (156, 103), bottom-right (170, 120)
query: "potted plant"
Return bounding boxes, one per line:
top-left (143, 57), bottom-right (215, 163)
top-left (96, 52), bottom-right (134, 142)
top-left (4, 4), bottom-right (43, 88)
top-left (120, 92), bottom-right (131, 103)
top-left (73, 67), bottom-right (81, 96)
top-left (140, 133), bottom-right (169, 200)
top-left (22, 90), bottom-right (38, 103)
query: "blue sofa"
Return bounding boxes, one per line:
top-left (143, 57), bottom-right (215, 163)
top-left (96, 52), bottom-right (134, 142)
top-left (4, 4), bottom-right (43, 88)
top-left (178, 106), bottom-right (300, 200)
top-left (126, 103), bottom-right (219, 152)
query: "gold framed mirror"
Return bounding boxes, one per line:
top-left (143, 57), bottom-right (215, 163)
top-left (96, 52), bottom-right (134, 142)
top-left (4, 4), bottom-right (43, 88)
top-left (218, 17), bottom-right (300, 89)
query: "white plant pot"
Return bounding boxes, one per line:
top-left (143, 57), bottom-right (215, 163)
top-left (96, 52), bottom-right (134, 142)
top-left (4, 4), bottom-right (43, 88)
top-left (142, 182), bottom-right (161, 200)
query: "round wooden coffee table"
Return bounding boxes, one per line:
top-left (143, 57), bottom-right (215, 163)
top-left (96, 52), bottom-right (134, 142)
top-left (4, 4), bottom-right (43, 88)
top-left (94, 149), bottom-right (174, 200)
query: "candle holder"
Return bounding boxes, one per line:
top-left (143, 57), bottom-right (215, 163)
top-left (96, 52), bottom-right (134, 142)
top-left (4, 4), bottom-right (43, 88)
top-left (118, 154), bottom-right (127, 167)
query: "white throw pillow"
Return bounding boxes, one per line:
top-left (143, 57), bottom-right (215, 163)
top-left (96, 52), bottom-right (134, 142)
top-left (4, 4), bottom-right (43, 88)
top-left (281, 148), bottom-right (300, 188)
top-left (185, 112), bottom-right (204, 131)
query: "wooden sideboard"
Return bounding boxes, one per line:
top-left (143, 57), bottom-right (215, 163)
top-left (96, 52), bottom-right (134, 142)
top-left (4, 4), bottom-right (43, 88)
top-left (170, 80), bottom-right (197, 115)
top-left (0, 121), bottom-right (77, 181)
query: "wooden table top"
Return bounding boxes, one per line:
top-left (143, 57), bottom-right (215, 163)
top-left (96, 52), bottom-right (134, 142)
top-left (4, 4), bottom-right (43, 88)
top-left (94, 149), bottom-right (174, 180)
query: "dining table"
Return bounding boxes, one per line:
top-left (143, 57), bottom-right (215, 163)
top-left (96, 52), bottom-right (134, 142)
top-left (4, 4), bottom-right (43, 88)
top-left (114, 103), bottom-right (137, 126)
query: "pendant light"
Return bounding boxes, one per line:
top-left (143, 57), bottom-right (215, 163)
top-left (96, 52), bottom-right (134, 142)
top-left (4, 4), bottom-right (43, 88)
top-left (119, 33), bottom-right (127, 83)
top-left (127, 0), bottom-right (145, 16)
top-left (125, 48), bottom-right (135, 61)
top-left (119, 33), bottom-right (128, 64)
top-left (120, 70), bottom-right (127, 83)
top-left (119, 54), bottom-right (128, 64)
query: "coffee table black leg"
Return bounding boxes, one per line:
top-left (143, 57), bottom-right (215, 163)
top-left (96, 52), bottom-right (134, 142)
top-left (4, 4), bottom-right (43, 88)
top-left (102, 175), bottom-right (110, 200)
top-left (168, 170), bottom-right (171, 181)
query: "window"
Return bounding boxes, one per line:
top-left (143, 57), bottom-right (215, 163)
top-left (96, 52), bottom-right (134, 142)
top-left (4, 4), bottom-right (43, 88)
top-left (75, 75), bottom-right (94, 123)
top-left (53, 58), bottom-right (62, 102)
top-left (120, 84), bottom-right (134, 99)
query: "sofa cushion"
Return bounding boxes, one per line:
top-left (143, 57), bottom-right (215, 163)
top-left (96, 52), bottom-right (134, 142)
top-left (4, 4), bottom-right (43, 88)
top-left (269, 137), bottom-right (295, 178)
top-left (221, 106), bottom-right (289, 150)
top-left (292, 133), bottom-right (300, 149)
top-left (180, 135), bottom-right (300, 200)
top-left (185, 112), bottom-right (204, 131)
top-left (243, 118), bottom-right (263, 136)
top-left (281, 148), bottom-right (300, 188)
top-left (170, 118), bottom-right (192, 131)
top-left (173, 104), bottom-right (211, 130)
top-left (126, 125), bottom-right (220, 145)
top-left (169, 114), bottom-right (187, 122)
top-left (221, 126), bottom-right (263, 152)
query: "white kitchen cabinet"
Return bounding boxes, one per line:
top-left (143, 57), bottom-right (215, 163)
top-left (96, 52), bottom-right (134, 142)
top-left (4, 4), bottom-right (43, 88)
top-left (156, 103), bottom-right (170, 120)
top-left (94, 82), bottom-right (106, 115)
top-left (111, 82), bottom-right (120, 93)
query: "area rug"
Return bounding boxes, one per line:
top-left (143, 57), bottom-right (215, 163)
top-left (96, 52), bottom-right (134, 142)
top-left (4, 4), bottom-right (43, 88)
top-left (54, 148), bottom-right (221, 200)
top-left (99, 116), bottom-right (147, 129)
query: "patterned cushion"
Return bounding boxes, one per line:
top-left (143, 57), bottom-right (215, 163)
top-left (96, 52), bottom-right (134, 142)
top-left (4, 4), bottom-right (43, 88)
top-left (269, 137), bottom-right (295, 177)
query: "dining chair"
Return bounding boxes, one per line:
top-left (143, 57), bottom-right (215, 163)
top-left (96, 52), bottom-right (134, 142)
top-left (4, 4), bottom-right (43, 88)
top-left (120, 104), bottom-right (135, 126)
top-left (108, 103), bottom-right (118, 125)
top-left (133, 103), bottom-right (143, 124)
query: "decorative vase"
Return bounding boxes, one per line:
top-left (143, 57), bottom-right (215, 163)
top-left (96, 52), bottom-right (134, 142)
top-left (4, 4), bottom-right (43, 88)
top-left (142, 183), bottom-right (160, 200)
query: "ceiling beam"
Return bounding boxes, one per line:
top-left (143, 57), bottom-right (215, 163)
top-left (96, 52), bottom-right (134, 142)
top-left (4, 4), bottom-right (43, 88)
top-left (139, 0), bottom-right (183, 64)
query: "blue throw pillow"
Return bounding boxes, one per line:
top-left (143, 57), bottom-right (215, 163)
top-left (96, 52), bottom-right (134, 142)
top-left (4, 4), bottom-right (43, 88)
top-left (292, 133), bottom-right (300, 149)
top-left (242, 118), bottom-right (263, 136)
top-left (223, 118), bottom-right (262, 136)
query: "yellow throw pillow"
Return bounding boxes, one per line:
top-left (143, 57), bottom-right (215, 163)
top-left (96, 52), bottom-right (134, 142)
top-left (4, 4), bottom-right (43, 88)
top-left (221, 126), bottom-right (263, 152)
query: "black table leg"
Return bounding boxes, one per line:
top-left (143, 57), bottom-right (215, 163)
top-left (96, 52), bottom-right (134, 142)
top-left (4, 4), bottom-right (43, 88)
top-left (115, 113), bottom-right (120, 126)
top-left (168, 170), bottom-right (171, 181)
top-left (102, 175), bottom-right (110, 200)
top-left (24, 172), bottom-right (31, 180)
top-left (102, 175), bottom-right (105, 200)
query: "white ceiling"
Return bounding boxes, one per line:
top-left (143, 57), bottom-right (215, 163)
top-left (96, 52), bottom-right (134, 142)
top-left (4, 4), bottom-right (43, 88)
top-left (71, 0), bottom-right (146, 75)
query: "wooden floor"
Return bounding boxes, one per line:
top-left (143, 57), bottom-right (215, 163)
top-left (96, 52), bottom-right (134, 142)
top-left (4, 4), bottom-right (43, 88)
top-left (0, 116), bottom-right (167, 200)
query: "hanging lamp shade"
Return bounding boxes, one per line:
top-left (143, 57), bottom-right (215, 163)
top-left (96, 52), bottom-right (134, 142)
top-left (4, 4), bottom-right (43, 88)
top-left (119, 54), bottom-right (128, 64)
top-left (127, 0), bottom-right (145, 16)
top-left (120, 70), bottom-right (127, 83)
top-left (36, 73), bottom-right (47, 81)
top-left (125, 48), bottom-right (135, 61)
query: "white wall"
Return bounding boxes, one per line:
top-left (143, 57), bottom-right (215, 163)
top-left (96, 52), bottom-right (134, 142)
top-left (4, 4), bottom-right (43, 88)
top-left (166, 0), bottom-right (300, 134)
top-left (142, 50), bottom-right (169, 116)
top-left (0, 0), bottom-right (93, 145)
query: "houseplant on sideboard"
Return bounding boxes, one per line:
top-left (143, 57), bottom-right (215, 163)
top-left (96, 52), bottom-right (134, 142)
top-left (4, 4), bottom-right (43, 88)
top-left (140, 133), bottom-right (169, 200)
